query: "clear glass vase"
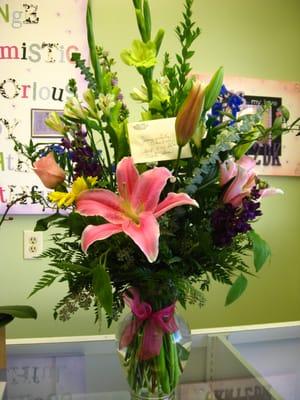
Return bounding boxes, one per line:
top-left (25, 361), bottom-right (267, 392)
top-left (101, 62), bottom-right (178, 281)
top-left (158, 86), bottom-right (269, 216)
top-left (117, 310), bottom-right (191, 400)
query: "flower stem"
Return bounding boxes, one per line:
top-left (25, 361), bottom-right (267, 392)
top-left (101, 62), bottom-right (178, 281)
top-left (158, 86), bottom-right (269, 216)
top-left (173, 145), bottom-right (183, 179)
top-left (95, 125), bottom-right (114, 189)
top-left (0, 194), bottom-right (28, 227)
top-left (100, 131), bottom-right (114, 189)
top-left (143, 75), bottom-right (153, 102)
top-left (87, 129), bottom-right (110, 183)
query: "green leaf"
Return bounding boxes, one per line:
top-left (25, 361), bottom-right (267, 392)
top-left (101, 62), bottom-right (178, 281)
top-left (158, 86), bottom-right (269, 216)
top-left (62, 212), bottom-right (98, 236)
top-left (0, 306), bottom-right (37, 327)
top-left (248, 230), bottom-right (271, 272)
top-left (135, 9), bottom-right (147, 42)
top-left (29, 269), bottom-right (60, 297)
top-left (92, 255), bottom-right (113, 316)
top-left (86, 0), bottom-right (103, 92)
top-left (132, 0), bottom-right (142, 9)
top-left (143, 0), bottom-right (152, 41)
top-left (34, 213), bottom-right (65, 231)
top-left (154, 29), bottom-right (165, 54)
top-left (225, 274), bottom-right (248, 306)
top-left (71, 54), bottom-right (97, 91)
top-left (176, 342), bottom-right (190, 361)
top-left (60, 262), bottom-right (91, 274)
top-left (204, 66), bottom-right (224, 112)
top-left (279, 105), bottom-right (290, 121)
top-left (85, 117), bottom-right (100, 131)
top-left (70, 52), bottom-right (80, 62)
top-left (233, 141), bottom-right (255, 159)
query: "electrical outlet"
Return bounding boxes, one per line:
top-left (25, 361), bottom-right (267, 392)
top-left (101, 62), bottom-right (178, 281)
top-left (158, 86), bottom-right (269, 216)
top-left (23, 230), bottom-right (43, 259)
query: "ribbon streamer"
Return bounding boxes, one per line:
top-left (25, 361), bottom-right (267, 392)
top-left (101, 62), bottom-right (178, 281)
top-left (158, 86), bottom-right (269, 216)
top-left (119, 288), bottom-right (178, 360)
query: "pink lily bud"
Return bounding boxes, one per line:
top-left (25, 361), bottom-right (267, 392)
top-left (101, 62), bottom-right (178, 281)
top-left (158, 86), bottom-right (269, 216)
top-left (175, 81), bottom-right (205, 147)
top-left (33, 152), bottom-right (65, 189)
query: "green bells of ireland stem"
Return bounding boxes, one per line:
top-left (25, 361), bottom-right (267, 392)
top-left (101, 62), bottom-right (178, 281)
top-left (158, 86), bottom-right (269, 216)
top-left (175, 80), bottom-right (205, 147)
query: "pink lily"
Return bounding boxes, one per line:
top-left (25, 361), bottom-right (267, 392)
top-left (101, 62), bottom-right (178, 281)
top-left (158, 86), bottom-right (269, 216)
top-left (259, 187), bottom-right (284, 198)
top-left (219, 159), bottom-right (238, 186)
top-left (220, 156), bottom-right (283, 207)
top-left (220, 156), bottom-right (256, 186)
top-left (223, 165), bottom-right (256, 207)
top-left (76, 157), bottom-right (198, 263)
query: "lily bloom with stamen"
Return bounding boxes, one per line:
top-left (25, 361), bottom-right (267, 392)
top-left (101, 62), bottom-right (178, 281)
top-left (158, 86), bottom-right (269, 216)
top-left (76, 157), bottom-right (198, 262)
top-left (220, 156), bottom-right (283, 207)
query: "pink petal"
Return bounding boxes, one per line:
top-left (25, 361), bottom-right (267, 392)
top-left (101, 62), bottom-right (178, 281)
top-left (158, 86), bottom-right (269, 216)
top-left (228, 192), bottom-right (249, 207)
top-left (81, 223), bottom-right (122, 253)
top-left (116, 157), bottom-right (139, 201)
top-left (259, 187), bottom-right (284, 198)
top-left (154, 193), bottom-right (198, 218)
top-left (237, 155), bottom-right (256, 171)
top-left (219, 159), bottom-right (238, 186)
top-left (223, 167), bottom-right (253, 206)
top-left (33, 152), bottom-right (65, 189)
top-left (76, 189), bottom-right (124, 224)
top-left (131, 167), bottom-right (172, 212)
top-left (122, 212), bottom-right (159, 263)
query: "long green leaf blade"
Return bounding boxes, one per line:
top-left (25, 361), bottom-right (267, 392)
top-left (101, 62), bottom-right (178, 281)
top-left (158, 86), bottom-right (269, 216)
top-left (0, 306), bottom-right (37, 327)
top-left (203, 66), bottom-right (224, 112)
top-left (248, 230), bottom-right (271, 272)
top-left (225, 274), bottom-right (248, 306)
top-left (86, 0), bottom-right (103, 92)
top-left (92, 261), bottom-right (113, 317)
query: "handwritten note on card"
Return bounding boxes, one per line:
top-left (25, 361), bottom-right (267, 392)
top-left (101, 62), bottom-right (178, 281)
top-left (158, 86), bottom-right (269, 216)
top-left (127, 117), bottom-right (192, 164)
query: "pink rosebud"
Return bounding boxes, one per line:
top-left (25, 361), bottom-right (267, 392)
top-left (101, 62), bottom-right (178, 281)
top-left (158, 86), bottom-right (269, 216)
top-left (33, 152), bottom-right (65, 189)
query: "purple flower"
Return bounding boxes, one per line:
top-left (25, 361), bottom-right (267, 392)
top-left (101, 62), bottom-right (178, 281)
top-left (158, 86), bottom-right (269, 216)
top-left (62, 129), bottom-right (102, 179)
top-left (61, 137), bottom-right (72, 149)
top-left (111, 77), bottom-right (118, 86)
top-left (211, 189), bottom-right (263, 247)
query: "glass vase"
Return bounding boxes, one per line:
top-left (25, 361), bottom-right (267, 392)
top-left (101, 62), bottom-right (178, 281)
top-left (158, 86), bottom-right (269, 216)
top-left (117, 310), bottom-right (191, 400)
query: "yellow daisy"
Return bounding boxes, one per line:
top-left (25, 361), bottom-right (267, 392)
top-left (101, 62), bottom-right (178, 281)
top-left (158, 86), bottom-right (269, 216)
top-left (48, 176), bottom-right (98, 208)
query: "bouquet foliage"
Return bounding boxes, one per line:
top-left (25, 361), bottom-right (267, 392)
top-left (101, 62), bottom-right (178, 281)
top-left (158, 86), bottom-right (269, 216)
top-left (2, 0), bottom-right (297, 327)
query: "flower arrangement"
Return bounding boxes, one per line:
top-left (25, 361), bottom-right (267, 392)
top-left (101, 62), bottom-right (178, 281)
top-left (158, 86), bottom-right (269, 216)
top-left (4, 0), bottom-right (294, 335)
top-left (2, 0), bottom-right (298, 397)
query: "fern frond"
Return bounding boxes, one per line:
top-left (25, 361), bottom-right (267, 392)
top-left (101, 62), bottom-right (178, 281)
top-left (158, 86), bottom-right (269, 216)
top-left (29, 269), bottom-right (60, 297)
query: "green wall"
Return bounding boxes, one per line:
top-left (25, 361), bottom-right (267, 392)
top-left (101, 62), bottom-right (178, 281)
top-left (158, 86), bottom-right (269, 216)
top-left (1, 0), bottom-right (299, 339)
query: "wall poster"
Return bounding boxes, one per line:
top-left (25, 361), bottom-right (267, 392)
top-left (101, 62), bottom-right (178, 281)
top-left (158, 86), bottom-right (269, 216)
top-left (0, 0), bottom-right (88, 215)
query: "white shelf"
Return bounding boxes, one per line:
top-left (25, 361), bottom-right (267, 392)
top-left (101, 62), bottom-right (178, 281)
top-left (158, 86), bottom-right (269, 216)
top-left (3, 321), bottom-right (300, 399)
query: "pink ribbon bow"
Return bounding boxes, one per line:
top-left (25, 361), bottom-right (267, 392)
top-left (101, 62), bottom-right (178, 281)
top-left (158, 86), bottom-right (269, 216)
top-left (119, 288), bottom-right (178, 360)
